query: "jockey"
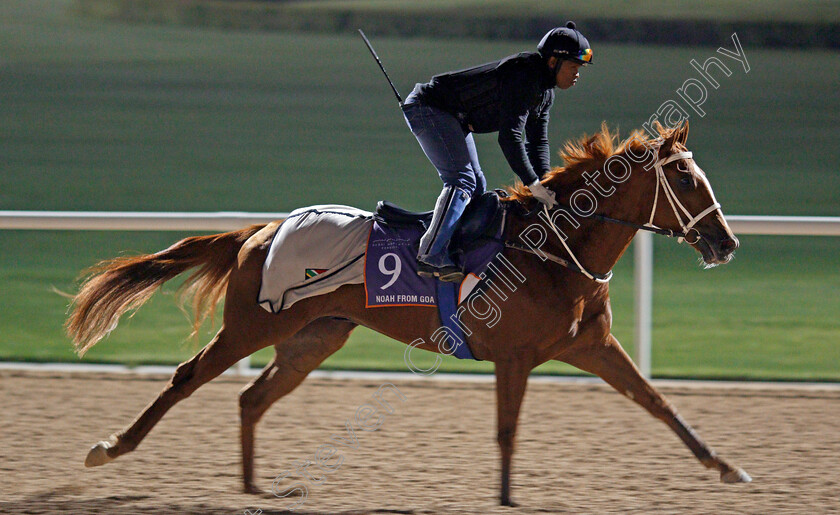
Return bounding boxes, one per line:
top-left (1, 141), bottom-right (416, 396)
top-left (403, 21), bottom-right (593, 282)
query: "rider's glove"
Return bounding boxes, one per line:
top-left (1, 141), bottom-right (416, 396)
top-left (527, 179), bottom-right (558, 209)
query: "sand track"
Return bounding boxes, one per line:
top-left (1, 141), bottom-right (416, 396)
top-left (1, 370), bottom-right (838, 514)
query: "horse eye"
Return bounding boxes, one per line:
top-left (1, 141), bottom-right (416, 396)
top-left (679, 176), bottom-right (692, 186)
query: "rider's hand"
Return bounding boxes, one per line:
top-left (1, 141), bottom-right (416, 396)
top-left (527, 179), bottom-right (558, 209)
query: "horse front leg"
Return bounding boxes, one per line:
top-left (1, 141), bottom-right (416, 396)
top-left (494, 358), bottom-right (531, 506)
top-left (559, 333), bottom-right (751, 483)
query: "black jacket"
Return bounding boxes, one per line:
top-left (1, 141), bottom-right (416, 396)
top-left (412, 52), bottom-right (556, 185)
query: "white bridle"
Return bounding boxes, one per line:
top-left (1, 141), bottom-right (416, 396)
top-left (537, 148), bottom-right (723, 283)
top-left (647, 150), bottom-right (722, 245)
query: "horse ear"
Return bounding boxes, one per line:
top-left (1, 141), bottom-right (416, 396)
top-left (659, 126), bottom-right (678, 153)
top-left (660, 120), bottom-right (689, 153)
top-left (652, 120), bottom-right (666, 137)
top-left (678, 120), bottom-right (689, 146)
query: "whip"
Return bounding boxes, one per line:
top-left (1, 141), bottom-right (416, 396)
top-left (358, 29), bottom-right (403, 107)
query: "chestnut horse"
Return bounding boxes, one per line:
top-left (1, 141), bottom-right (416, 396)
top-left (68, 121), bottom-right (750, 506)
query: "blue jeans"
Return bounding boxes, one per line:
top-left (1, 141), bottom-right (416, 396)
top-left (402, 91), bottom-right (487, 198)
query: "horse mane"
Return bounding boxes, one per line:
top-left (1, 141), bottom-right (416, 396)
top-left (504, 122), bottom-right (667, 202)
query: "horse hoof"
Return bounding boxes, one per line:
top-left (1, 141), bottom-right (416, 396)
top-left (85, 438), bottom-right (116, 467)
top-left (244, 483), bottom-right (264, 495)
top-left (721, 468), bottom-right (752, 484)
top-left (500, 497), bottom-right (519, 507)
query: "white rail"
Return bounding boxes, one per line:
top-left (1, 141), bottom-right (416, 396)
top-left (0, 211), bottom-right (290, 375)
top-left (0, 210), bottom-right (288, 231)
top-left (725, 216), bottom-right (840, 236)
top-left (632, 214), bottom-right (840, 378)
top-left (2, 211), bottom-right (839, 377)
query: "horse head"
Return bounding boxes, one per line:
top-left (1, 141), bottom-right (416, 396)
top-left (502, 122), bottom-right (739, 278)
top-left (648, 121), bottom-right (739, 267)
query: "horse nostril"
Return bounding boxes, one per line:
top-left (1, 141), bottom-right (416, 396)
top-left (720, 237), bottom-right (738, 254)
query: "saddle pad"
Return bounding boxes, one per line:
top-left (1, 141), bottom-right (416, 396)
top-left (364, 220), bottom-right (503, 360)
top-left (364, 221), bottom-right (503, 308)
top-left (364, 222), bottom-right (435, 307)
top-left (258, 205), bottom-right (373, 313)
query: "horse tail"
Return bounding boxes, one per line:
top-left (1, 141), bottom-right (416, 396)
top-left (66, 224), bottom-right (268, 356)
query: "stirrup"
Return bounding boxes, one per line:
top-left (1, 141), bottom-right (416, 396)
top-left (437, 266), bottom-right (465, 283)
top-left (417, 261), bottom-right (438, 278)
top-left (416, 261), bottom-right (464, 283)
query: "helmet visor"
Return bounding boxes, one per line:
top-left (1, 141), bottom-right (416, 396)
top-left (574, 48), bottom-right (593, 64)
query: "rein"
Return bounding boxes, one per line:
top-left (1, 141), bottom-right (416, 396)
top-left (504, 239), bottom-right (614, 282)
top-left (505, 150), bottom-right (723, 283)
top-left (589, 213), bottom-right (683, 238)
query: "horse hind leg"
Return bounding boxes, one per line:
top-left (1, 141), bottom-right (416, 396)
top-left (84, 302), bottom-right (314, 468)
top-left (558, 333), bottom-right (751, 484)
top-left (239, 317), bottom-right (357, 493)
top-left (84, 221), bottom-right (308, 468)
top-left (85, 323), bottom-right (272, 467)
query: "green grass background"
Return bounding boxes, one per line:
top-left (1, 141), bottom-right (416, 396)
top-left (1, 1), bottom-right (838, 379)
top-left (280, 0), bottom-right (840, 23)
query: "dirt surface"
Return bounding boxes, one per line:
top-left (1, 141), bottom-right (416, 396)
top-left (1, 370), bottom-right (838, 514)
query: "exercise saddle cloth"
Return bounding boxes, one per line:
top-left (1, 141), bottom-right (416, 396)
top-left (258, 193), bottom-right (507, 359)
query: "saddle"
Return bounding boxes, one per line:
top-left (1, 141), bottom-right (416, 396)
top-left (374, 190), bottom-right (505, 251)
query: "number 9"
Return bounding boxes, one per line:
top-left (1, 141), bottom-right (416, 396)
top-left (378, 253), bottom-right (402, 290)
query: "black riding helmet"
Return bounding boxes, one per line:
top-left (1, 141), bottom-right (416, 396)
top-left (538, 21), bottom-right (593, 66)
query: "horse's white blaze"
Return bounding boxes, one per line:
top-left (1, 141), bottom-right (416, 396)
top-left (691, 161), bottom-right (720, 209)
top-left (691, 160), bottom-right (733, 236)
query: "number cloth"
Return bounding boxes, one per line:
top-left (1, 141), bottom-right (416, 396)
top-left (364, 220), bottom-right (501, 308)
top-left (364, 220), bottom-right (503, 360)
